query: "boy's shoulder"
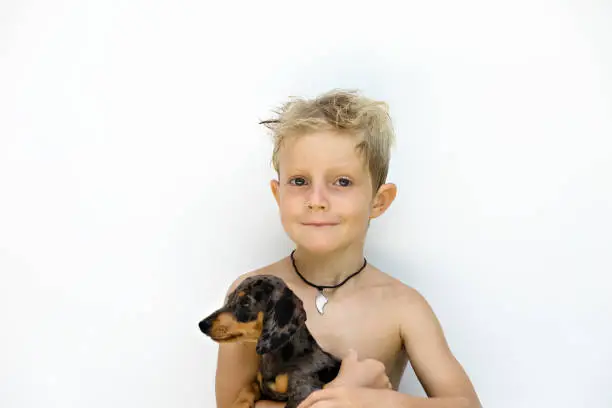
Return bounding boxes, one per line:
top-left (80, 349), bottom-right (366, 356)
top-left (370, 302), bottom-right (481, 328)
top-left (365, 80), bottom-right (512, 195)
top-left (226, 259), bottom-right (429, 317)
top-left (360, 264), bottom-right (428, 305)
top-left (224, 258), bottom-right (287, 296)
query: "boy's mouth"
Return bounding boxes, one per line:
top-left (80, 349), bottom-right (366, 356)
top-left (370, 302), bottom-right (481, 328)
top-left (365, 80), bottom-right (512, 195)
top-left (302, 222), bottom-right (338, 227)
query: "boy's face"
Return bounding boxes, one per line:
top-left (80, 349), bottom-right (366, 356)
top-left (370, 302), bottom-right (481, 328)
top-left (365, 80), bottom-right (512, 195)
top-left (270, 131), bottom-right (396, 254)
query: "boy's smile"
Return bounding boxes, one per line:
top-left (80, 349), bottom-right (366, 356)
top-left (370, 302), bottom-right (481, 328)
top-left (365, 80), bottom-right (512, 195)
top-left (270, 130), bottom-right (396, 254)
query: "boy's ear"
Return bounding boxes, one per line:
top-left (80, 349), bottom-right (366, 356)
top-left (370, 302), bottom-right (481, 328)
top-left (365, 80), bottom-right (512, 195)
top-left (370, 183), bottom-right (397, 219)
top-left (270, 179), bottom-right (281, 206)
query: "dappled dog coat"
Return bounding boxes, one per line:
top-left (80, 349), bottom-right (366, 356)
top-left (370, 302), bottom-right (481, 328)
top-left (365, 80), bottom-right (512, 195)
top-left (199, 275), bottom-right (341, 408)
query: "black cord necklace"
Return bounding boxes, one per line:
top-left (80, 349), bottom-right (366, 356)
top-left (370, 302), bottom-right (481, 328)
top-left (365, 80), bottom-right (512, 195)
top-left (290, 249), bottom-right (367, 315)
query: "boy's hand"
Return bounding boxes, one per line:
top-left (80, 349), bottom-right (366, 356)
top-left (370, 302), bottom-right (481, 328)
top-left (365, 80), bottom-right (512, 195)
top-left (297, 387), bottom-right (392, 408)
top-left (254, 401), bottom-right (286, 408)
top-left (325, 349), bottom-right (392, 390)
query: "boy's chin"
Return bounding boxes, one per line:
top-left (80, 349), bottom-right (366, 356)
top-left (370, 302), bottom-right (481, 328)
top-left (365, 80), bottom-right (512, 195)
top-left (292, 239), bottom-right (344, 254)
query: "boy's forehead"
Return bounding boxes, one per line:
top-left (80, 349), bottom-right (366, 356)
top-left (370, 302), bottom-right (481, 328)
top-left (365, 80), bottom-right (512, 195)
top-left (279, 132), bottom-right (366, 169)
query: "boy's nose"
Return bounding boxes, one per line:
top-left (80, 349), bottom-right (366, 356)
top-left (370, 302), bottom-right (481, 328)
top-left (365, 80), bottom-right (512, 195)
top-left (306, 200), bottom-right (327, 210)
top-left (306, 186), bottom-right (329, 210)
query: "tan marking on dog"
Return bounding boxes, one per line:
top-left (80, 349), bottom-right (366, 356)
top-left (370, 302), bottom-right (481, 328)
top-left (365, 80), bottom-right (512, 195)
top-left (267, 373), bottom-right (289, 394)
top-left (209, 311), bottom-right (264, 343)
top-left (238, 291), bottom-right (246, 297)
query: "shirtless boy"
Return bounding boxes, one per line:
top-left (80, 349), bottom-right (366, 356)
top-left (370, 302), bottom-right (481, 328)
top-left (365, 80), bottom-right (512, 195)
top-left (213, 90), bottom-right (481, 408)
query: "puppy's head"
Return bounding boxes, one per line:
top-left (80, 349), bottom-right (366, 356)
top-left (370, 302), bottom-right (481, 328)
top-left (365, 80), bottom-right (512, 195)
top-left (198, 275), bottom-right (306, 355)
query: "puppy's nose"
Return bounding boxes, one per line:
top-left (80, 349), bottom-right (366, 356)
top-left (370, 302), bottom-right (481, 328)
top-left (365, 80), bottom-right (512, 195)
top-left (199, 318), bottom-right (212, 333)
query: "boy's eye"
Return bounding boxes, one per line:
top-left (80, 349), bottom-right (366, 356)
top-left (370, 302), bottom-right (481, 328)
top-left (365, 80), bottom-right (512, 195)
top-left (289, 177), bottom-right (307, 186)
top-left (335, 177), bottom-right (352, 187)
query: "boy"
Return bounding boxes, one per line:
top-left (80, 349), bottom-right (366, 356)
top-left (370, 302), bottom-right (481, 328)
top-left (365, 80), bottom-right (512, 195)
top-left (213, 90), bottom-right (481, 408)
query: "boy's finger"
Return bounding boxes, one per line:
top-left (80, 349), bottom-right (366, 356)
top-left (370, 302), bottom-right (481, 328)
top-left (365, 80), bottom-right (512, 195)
top-left (296, 388), bottom-right (335, 408)
top-left (343, 348), bottom-right (357, 361)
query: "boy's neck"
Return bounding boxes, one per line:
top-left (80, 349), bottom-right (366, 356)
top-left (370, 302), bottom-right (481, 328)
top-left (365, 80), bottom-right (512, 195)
top-left (290, 245), bottom-right (367, 287)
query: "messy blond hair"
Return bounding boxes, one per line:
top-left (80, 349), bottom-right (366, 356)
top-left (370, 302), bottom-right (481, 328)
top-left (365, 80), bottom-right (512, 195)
top-left (260, 89), bottom-right (395, 192)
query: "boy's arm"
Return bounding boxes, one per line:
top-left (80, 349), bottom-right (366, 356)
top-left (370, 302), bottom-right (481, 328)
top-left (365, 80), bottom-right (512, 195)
top-left (394, 287), bottom-right (481, 407)
top-left (297, 287), bottom-right (481, 408)
top-left (215, 341), bottom-right (260, 407)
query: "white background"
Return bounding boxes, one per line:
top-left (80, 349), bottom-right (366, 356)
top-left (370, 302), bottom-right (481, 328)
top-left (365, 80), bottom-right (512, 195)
top-left (1, 1), bottom-right (611, 407)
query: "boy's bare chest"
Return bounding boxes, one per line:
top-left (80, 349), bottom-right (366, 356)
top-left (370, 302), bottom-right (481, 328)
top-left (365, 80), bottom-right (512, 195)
top-left (295, 286), bottom-right (404, 371)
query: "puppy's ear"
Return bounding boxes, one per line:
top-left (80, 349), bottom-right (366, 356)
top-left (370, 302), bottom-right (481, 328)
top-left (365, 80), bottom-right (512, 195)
top-left (256, 287), bottom-right (306, 355)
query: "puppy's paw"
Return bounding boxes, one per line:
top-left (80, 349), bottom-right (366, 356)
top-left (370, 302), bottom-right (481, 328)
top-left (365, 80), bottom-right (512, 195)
top-left (232, 400), bottom-right (255, 408)
top-left (231, 395), bottom-right (256, 408)
top-left (251, 381), bottom-right (261, 399)
top-left (231, 382), bottom-right (261, 408)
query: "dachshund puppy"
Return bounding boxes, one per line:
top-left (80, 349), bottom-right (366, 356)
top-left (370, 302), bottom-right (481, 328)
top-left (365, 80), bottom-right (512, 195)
top-left (199, 275), bottom-right (341, 408)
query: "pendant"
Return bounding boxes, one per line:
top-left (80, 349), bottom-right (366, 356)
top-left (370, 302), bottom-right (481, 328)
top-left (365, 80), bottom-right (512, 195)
top-left (315, 290), bottom-right (328, 315)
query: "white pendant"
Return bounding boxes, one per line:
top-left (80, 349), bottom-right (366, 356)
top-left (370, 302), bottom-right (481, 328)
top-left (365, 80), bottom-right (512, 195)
top-left (315, 291), bottom-right (328, 315)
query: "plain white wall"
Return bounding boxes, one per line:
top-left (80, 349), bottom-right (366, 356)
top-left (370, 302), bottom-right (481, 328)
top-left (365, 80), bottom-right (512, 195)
top-left (1, 1), bottom-right (611, 407)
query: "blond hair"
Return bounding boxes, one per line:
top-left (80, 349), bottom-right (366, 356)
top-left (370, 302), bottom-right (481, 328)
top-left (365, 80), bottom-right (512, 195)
top-left (260, 89), bottom-right (395, 192)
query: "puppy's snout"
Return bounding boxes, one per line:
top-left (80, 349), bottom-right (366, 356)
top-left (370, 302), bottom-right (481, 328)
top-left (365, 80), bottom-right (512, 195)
top-left (199, 317), bottom-right (212, 334)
